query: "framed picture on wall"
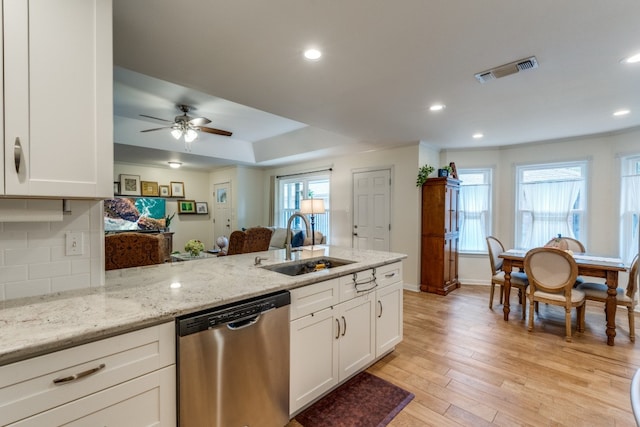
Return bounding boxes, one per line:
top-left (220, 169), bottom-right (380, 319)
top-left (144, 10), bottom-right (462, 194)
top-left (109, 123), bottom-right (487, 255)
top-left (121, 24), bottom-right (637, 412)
top-left (170, 181), bottom-right (185, 198)
top-left (141, 181), bottom-right (159, 196)
top-left (196, 202), bottom-right (208, 214)
top-left (113, 182), bottom-right (120, 195)
top-left (159, 185), bottom-right (170, 197)
top-left (119, 174), bottom-right (141, 196)
top-left (178, 200), bottom-right (196, 214)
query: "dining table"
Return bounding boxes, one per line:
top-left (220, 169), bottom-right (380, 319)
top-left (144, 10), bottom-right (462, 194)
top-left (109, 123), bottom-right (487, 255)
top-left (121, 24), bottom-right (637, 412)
top-left (499, 249), bottom-right (628, 346)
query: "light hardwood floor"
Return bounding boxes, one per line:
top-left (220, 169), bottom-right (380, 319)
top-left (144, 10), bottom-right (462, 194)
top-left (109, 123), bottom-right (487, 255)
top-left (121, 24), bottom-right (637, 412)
top-left (366, 286), bottom-right (640, 426)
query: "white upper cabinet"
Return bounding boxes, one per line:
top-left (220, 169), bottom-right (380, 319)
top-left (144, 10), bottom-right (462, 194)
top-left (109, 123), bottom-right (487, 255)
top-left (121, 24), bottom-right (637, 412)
top-left (2, 0), bottom-right (113, 198)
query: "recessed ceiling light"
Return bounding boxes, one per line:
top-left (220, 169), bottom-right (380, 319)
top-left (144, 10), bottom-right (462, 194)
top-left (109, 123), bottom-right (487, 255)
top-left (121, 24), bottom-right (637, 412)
top-left (621, 53), bottom-right (640, 64)
top-left (168, 161), bottom-right (182, 168)
top-left (473, 133), bottom-right (484, 139)
top-left (613, 109), bottom-right (630, 117)
top-left (303, 48), bottom-right (322, 61)
top-left (429, 104), bottom-right (445, 112)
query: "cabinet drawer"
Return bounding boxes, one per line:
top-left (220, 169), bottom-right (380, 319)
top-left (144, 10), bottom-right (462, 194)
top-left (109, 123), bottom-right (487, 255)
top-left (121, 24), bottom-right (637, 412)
top-left (340, 269), bottom-right (376, 302)
top-left (0, 322), bottom-right (175, 426)
top-left (376, 262), bottom-right (403, 289)
top-left (290, 278), bottom-right (340, 320)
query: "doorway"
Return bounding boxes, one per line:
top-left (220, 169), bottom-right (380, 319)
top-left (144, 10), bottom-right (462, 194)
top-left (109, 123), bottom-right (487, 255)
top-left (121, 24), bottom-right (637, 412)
top-left (352, 169), bottom-right (391, 251)
top-left (213, 182), bottom-right (232, 246)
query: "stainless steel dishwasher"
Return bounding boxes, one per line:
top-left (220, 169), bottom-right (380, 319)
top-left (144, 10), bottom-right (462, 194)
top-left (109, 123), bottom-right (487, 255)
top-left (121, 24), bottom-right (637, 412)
top-left (177, 290), bottom-right (290, 427)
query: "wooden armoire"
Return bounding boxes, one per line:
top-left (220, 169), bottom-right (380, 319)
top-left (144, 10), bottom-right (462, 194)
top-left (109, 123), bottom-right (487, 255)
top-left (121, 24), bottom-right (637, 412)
top-left (420, 177), bottom-right (460, 295)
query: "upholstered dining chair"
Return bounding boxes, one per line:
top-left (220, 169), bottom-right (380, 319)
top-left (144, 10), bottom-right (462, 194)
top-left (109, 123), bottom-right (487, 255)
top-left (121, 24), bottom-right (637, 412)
top-left (631, 368), bottom-right (640, 426)
top-left (524, 247), bottom-right (585, 342)
top-left (486, 236), bottom-right (529, 319)
top-left (576, 254), bottom-right (639, 342)
top-left (545, 236), bottom-right (586, 253)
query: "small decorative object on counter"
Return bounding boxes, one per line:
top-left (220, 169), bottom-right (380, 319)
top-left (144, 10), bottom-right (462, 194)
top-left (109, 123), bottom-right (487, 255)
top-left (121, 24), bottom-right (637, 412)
top-left (216, 236), bottom-right (229, 251)
top-left (185, 239), bottom-right (205, 257)
top-left (416, 164), bottom-right (435, 187)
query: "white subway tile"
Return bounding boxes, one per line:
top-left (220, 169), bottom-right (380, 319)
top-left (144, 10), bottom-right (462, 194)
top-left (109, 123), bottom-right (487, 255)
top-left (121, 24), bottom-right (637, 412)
top-left (71, 259), bottom-right (91, 274)
top-left (52, 274), bottom-right (91, 293)
top-left (30, 261), bottom-right (71, 279)
top-left (0, 265), bottom-right (28, 283)
top-left (4, 247), bottom-right (51, 265)
top-left (3, 222), bottom-right (51, 232)
top-left (5, 279), bottom-right (51, 299)
top-left (0, 231), bottom-right (28, 249)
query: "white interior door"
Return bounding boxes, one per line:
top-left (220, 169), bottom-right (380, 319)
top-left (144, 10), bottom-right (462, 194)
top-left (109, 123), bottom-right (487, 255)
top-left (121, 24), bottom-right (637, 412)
top-left (213, 182), bottom-right (232, 246)
top-left (352, 169), bottom-right (391, 251)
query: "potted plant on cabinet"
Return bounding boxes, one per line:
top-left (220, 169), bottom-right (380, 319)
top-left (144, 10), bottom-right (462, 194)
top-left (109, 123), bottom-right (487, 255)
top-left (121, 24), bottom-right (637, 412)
top-left (438, 165), bottom-right (453, 177)
top-left (416, 164), bottom-right (435, 187)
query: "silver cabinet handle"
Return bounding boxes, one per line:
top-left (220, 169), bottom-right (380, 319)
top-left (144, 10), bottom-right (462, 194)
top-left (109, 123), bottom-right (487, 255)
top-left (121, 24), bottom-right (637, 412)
top-left (378, 300), bottom-right (383, 318)
top-left (341, 316), bottom-right (347, 337)
top-left (53, 363), bottom-right (106, 385)
top-left (335, 318), bottom-right (340, 339)
top-left (14, 138), bottom-right (22, 174)
top-left (385, 272), bottom-right (396, 278)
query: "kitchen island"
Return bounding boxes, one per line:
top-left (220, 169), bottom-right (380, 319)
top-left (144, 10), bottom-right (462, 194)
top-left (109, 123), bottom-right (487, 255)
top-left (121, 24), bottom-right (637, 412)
top-left (0, 246), bottom-right (406, 366)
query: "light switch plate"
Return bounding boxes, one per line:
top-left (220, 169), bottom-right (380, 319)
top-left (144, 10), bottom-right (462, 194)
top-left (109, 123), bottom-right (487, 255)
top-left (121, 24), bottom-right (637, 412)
top-left (65, 232), bottom-right (83, 256)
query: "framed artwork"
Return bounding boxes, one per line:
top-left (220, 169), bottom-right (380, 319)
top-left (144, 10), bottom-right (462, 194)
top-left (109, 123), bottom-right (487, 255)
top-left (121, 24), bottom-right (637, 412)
top-left (196, 202), bottom-right (209, 214)
top-left (113, 182), bottom-right (120, 195)
top-left (159, 185), bottom-right (170, 197)
top-left (141, 181), bottom-right (159, 196)
top-left (171, 181), bottom-right (185, 198)
top-left (119, 174), bottom-right (141, 196)
top-left (177, 200), bottom-right (196, 214)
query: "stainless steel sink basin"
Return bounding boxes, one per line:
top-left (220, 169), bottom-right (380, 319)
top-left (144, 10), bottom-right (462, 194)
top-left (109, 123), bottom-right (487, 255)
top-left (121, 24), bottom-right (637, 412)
top-left (261, 257), bottom-right (355, 276)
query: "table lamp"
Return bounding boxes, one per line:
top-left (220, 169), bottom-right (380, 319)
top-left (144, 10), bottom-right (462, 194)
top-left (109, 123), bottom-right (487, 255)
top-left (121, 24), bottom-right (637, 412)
top-left (300, 198), bottom-right (325, 245)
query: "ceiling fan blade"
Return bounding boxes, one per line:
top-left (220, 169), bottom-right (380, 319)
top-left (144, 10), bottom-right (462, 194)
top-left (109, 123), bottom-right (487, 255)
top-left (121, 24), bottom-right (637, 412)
top-left (199, 126), bottom-right (233, 137)
top-left (140, 114), bottom-right (173, 123)
top-left (189, 117), bottom-right (212, 126)
top-left (141, 127), bottom-right (171, 132)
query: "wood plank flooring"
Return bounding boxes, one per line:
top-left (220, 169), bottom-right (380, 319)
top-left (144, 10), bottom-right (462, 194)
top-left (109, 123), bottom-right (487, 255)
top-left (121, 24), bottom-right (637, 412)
top-left (366, 286), bottom-right (640, 426)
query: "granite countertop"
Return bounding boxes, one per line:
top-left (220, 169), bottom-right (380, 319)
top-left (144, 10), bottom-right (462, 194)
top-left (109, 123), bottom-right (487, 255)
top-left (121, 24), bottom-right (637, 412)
top-left (0, 246), bottom-right (406, 366)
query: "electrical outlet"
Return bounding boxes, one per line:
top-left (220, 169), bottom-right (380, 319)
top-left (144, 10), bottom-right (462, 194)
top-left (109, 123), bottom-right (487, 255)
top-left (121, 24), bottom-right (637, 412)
top-left (65, 232), bottom-right (83, 256)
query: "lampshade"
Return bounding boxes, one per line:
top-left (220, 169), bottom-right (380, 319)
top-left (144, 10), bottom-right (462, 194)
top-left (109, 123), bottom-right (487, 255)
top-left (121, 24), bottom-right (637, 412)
top-left (300, 199), bottom-right (325, 215)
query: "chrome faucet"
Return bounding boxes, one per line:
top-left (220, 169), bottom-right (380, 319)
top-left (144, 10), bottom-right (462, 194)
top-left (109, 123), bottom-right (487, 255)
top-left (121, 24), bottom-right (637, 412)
top-left (285, 213), bottom-right (311, 260)
top-left (254, 256), bottom-right (268, 266)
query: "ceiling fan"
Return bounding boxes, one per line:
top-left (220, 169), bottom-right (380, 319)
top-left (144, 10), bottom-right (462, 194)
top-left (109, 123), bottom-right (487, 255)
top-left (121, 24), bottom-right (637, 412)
top-left (140, 104), bottom-right (232, 150)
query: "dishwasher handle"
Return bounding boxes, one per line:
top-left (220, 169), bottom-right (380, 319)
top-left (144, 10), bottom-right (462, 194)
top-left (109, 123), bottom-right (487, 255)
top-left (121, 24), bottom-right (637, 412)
top-left (227, 314), bottom-right (260, 330)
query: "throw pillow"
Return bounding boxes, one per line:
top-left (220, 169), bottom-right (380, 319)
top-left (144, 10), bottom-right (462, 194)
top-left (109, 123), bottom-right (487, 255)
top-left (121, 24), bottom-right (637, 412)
top-left (270, 228), bottom-right (289, 249)
top-left (291, 231), bottom-right (305, 247)
top-left (303, 231), bottom-right (323, 246)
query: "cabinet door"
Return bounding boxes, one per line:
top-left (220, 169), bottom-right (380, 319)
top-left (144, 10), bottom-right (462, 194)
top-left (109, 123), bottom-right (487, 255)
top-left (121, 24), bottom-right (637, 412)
top-left (9, 366), bottom-right (175, 427)
top-left (3, 0), bottom-right (112, 198)
top-left (338, 293), bottom-right (375, 381)
top-left (290, 307), bottom-right (339, 414)
top-left (376, 281), bottom-right (403, 357)
top-left (444, 237), bottom-right (459, 286)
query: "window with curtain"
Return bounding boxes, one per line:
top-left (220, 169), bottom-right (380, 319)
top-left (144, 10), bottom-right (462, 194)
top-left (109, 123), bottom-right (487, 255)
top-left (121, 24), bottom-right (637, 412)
top-left (515, 161), bottom-right (587, 249)
top-left (276, 173), bottom-right (330, 238)
top-left (620, 154), bottom-right (640, 264)
top-left (458, 168), bottom-right (492, 253)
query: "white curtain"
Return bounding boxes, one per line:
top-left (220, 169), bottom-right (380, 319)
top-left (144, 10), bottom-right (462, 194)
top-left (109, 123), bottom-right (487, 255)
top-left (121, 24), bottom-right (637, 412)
top-left (620, 175), bottom-right (640, 264)
top-left (459, 184), bottom-right (489, 252)
top-left (521, 180), bottom-right (581, 248)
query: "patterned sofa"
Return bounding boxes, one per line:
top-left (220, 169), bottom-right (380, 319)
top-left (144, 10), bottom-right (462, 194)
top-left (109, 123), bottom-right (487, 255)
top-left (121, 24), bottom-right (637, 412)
top-left (105, 232), bottom-right (166, 270)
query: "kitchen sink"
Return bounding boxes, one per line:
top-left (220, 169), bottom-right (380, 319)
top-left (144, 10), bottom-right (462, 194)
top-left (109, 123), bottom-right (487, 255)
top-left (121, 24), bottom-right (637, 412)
top-left (261, 257), bottom-right (355, 276)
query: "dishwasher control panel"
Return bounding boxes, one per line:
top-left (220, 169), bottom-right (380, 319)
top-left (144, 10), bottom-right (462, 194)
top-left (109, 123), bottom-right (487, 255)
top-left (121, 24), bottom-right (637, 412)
top-left (177, 290), bottom-right (290, 336)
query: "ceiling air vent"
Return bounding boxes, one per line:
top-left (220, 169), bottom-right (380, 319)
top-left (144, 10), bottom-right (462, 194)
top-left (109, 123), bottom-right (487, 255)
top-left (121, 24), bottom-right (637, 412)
top-left (474, 56), bottom-right (538, 83)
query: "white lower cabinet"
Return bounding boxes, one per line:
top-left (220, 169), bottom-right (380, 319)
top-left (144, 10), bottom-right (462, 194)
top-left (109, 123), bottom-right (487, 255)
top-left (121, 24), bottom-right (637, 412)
top-left (289, 262), bottom-right (403, 415)
top-left (0, 322), bottom-right (176, 426)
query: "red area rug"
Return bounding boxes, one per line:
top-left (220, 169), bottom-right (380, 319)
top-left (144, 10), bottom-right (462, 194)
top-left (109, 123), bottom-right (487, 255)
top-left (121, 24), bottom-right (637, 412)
top-left (294, 371), bottom-right (414, 427)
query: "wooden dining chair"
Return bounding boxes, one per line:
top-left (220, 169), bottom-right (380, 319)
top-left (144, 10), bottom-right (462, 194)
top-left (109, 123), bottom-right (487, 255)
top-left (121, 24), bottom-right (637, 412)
top-left (576, 254), bottom-right (639, 342)
top-left (524, 247), bottom-right (585, 342)
top-left (631, 368), bottom-right (640, 426)
top-left (545, 236), bottom-right (586, 252)
top-left (486, 236), bottom-right (529, 318)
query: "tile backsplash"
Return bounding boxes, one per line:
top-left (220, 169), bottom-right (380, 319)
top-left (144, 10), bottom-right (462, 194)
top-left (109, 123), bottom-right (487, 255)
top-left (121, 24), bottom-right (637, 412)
top-left (0, 200), bottom-right (104, 301)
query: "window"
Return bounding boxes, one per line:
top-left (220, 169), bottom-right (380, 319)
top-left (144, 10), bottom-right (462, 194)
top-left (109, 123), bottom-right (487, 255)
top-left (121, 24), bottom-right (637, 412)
top-left (515, 161), bottom-right (587, 249)
top-left (276, 173), bottom-right (330, 239)
top-left (620, 154), bottom-right (640, 264)
top-left (458, 168), bottom-right (492, 253)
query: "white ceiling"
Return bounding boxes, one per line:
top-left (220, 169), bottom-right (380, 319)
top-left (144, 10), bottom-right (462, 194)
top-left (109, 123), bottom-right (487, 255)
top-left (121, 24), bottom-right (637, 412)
top-left (113, 0), bottom-right (640, 171)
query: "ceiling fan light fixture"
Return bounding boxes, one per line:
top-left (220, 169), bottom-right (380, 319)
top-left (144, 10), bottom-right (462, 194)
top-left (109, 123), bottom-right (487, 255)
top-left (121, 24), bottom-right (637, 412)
top-left (171, 128), bottom-right (182, 139)
top-left (185, 129), bottom-right (198, 143)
